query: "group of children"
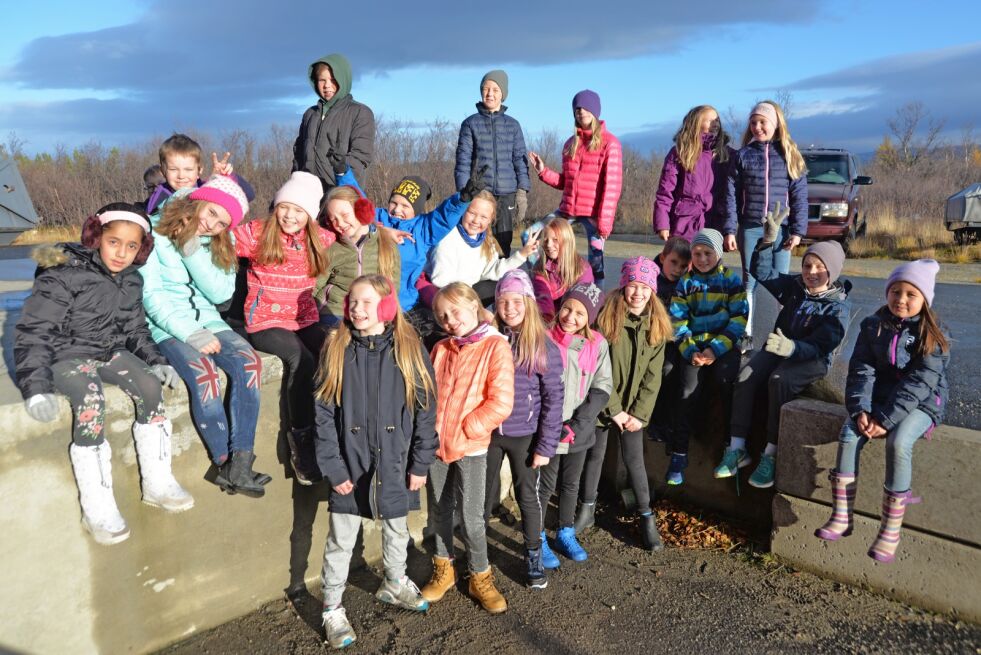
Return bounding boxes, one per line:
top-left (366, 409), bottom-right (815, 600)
top-left (11, 59), bottom-right (951, 650)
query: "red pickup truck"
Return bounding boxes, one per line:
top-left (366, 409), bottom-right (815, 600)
top-left (802, 148), bottom-right (873, 252)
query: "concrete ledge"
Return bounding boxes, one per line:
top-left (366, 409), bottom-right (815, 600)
top-left (776, 398), bottom-right (981, 547)
top-left (771, 493), bottom-right (981, 622)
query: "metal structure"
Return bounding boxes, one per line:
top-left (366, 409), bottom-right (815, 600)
top-left (945, 183), bottom-right (981, 245)
top-left (0, 155), bottom-right (39, 246)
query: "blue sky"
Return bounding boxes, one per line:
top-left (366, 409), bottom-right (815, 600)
top-left (1, 0), bottom-right (977, 157)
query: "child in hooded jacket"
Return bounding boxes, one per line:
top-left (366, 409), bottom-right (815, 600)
top-left (653, 105), bottom-right (733, 242)
top-left (538, 283), bottom-right (612, 566)
top-left (485, 269), bottom-right (564, 589)
top-left (717, 213), bottom-right (851, 488)
top-left (578, 258), bottom-right (672, 551)
top-left (529, 90), bottom-right (622, 284)
top-left (667, 228), bottom-right (747, 485)
top-left (313, 275), bottom-right (437, 649)
top-left (422, 283), bottom-right (514, 614)
top-left (15, 204), bottom-right (192, 545)
top-left (233, 171), bottom-right (333, 485)
top-left (816, 260), bottom-right (949, 564)
top-left (521, 216), bottom-right (594, 322)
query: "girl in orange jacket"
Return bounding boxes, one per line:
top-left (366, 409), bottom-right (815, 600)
top-left (421, 282), bottom-right (514, 614)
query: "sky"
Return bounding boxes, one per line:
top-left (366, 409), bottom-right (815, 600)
top-left (1, 0), bottom-right (978, 158)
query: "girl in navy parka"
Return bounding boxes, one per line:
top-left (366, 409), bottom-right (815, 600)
top-left (816, 259), bottom-right (949, 564)
top-left (486, 269), bottom-right (564, 590)
top-left (725, 100), bottom-right (808, 352)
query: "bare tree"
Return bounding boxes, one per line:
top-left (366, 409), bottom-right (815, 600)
top-left (887, 102), bottom-right (945, 170)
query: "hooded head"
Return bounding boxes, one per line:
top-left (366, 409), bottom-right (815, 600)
top-left (308, 53), bottom-right (353, 111)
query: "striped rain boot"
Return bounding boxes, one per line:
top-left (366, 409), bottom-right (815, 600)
top-left (814, 470), bottom-right (856, 541)
top-left (868, 488), bottom-right (921, 563)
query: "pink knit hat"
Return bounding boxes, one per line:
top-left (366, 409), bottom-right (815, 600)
top-left (750, 102), bottom-right (778, 130)
top-left (619, 256), bottom-right (659, 292)
top-left (189, 175), bottom-right (250, 229)
top-left (496, 269), bottom-right (535, 300)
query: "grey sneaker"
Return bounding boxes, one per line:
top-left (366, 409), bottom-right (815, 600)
top-left (322, 606), bottom-right (357, 649)
top-left (375, 576), bottom-right (430, 612)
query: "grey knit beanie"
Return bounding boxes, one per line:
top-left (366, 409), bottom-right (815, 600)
top-left (804, 241), bottom-right (846, 283)
top-left (692, 228), bottom-right (724, 260)
top-left (480, 69), bottom-right (509, 101)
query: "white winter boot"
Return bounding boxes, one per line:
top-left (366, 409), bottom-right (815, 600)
top-left (69, 442), bottom-right (130, 545)
top-left (133, 419), bottom-right (194, 512)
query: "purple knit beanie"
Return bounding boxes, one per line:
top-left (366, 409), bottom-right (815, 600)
top-left (886, 259), bottom-right (940, 306)
top-left (496, 269), bottom-right (535, 300)
top-left (619, 256), bottom-right (659, 292)
top-left (562, 282), bottom-right (604, 324)
top-left (572, 90), bottom-right (602, 119)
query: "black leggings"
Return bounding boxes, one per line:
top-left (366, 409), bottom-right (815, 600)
top-left (669, 348), bottom-right (741, 455)
top-left (247, 324), bottom-right (327, 430)
top-left (581, 426), bottom-right (651, 512)
top-left (537, 449), bottom-right (588, 529)
top-left (51, 351), bottom-right (164, 446)
top-left (485, 434), bottom-right (545, 549)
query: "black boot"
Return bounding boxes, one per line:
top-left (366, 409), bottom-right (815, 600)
top-left (286, 427), bottom-right (322, 486)
top-left (225, 450), bottom-right (266, 498)
top-left (639, 512), bottom-right (663, 552)
top-left (574, 502), bottom-right (596, 534)
top-left (526, 548), bottom-right (547, 589)
top-left (207, 455), bottom-right (269, 493)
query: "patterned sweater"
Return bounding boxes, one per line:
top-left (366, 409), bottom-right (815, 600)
top-left (669, 263), bottom-right (748, 360)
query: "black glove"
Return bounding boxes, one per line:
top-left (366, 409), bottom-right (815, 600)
top-left (460, 165), bottom-right (489, 202)
top-left (327, 150), bottom-right (347, 176)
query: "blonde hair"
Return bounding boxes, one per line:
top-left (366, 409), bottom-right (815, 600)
top-left (468, 191), bottom-right (502, 261)
top-left (316, 275), bottom-right (435, 411)
top-left (157, 196), bottom-right (237, 272)
top-left (495, 295), bottom-right (549, 375)
top-left (674, 105), bottom-right (730, 172)
top-left (256, 209), bottom-right (330, 277)
top-left (433, 282), bottom-right (482, 319)
top-left (566, 115), bottom-right (603, 160)
top-left (533, 217), bottom-right (585, 293)
top-left (558, 297), bottom-right (594, 341)
top-left (741, 99), bottom-right (805, 180)
top-left (326, 186), bottom-right (399, 280)
top-left (597, 287), bottom-right (672, 347)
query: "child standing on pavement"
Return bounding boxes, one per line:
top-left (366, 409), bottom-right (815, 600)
top-left (523, 216), bottom-right (594, 322)
top-left (666, 228), bottom-right (747, 485)
top-left (653, 105), bottom-right (733, 242)
top-left (528, 90), bottom-right (622, 284)
top-left (422, 283), bottom-right (514, 614)
top-left (15, 204), bottom-right (193, 545)
top-left (724, 100), bottom-right (808, 353)
top-left (816, 260), bottom-right (949, 564)
top-left (716, 211), bottom-right (851, 488)
top-left (578, 257), bottom-right (672, 551)
top-left (314, 275), bottom-right (437, 649)
top-left (485, 269), bottom-right (564, 589)
top-left (539, 284), bottom-right (612, 565)
top-left (455, 69), bottom-right (530, 256)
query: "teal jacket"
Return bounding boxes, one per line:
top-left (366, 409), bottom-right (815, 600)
top-left (140, 191), bottom-right (236, 343)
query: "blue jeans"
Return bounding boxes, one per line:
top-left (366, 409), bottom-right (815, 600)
top-left (158, 330), bottom-right (262, 464)
top-left (835, 409), bottom-right (933, 492)
top-left (738, 223), bottom-right (790, 336)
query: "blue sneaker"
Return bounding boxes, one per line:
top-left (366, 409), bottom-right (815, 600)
top-left (554, 526), bottom-right (588, 562)
top-left (540, 531), bottom-right (560, 569)
top-left (666, 452), bottom-right (687, 486)
top-left (713, 448), bottom-right (752, 479)
top-left (748, 453), bottom-right (776, 488)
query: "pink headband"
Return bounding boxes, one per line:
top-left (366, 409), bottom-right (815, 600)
top-left (98, 210), bottom-right (151, 234)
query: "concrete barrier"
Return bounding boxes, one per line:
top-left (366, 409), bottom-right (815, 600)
top-left (770, 399), bottom-right (981, 622)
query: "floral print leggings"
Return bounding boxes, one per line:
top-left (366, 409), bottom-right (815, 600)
top-left (51, 351), bottom-right (164, 446)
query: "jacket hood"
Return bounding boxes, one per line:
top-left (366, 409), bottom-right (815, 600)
top-left (798, 277), bottom-right (851, 301)
top-left (350, 325), bottom-right (395, 349)
top-left (32, 244), bottom-right (71, 269)
top-left (309, 53), bottom-right (353, 112)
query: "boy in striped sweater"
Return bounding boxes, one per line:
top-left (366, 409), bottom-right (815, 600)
top-left (665, 229), bottom-right (748, 485)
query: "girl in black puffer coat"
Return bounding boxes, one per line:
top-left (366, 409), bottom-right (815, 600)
top-left (14, 203), bottom-right (193, 546)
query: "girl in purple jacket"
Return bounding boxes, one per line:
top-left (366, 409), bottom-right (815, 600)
top-left (653, 105), bottom-right (734, 243)
top-left (486, 269), bottom-right (564, 590)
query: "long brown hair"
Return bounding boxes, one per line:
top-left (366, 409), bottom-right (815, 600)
top-left (316, 275), bottom-right (435, 411)
top-left (674, 104), bottom-right (730, 172)
top-left (255, 209), bottom-right (330, 277)
top-left (741, 99), bottom-right (805, 180)
top-left (917, 304), bottom-right (950, 357)
top-left (326, 186), bottom-right (399, 280)
top-left (157, 196), bottom-right (237, 272)
top-left (566, 115), bottom-right (603, 160)
top-left (597, 287), bottom-right (672, 347)
top-left (533, 217), bottom-right (584, 292)
top-left (495, 295), bottom-right (549, 375)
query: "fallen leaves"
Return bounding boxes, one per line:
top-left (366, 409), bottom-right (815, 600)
top-left (652, 499), bottom-right (749, 550)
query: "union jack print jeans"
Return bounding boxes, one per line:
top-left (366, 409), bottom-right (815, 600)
top-left (158, 329), bottom-right (262, 465)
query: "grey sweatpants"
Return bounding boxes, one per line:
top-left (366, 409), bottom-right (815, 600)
top-left (428, 455), bottom-right (489, 574)
top-left (320, 512), bottom-right (410, 608)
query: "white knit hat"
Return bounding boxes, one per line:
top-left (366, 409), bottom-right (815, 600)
top-left (274, 171), bottom-right (324, 220)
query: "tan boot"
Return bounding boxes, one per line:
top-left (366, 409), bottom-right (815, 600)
top-left (420, 556), bottom-right (456, 602)
top-left (469, 567), bottom-right (507, 614)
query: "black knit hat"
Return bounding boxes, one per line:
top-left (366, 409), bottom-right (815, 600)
top-left (390, 176), bottom-right (432, 217)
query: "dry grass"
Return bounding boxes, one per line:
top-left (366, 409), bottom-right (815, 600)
top-left (11, 225), bottom-right (80, 246)
top-left (848, 209), bottom-right (981, 263)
